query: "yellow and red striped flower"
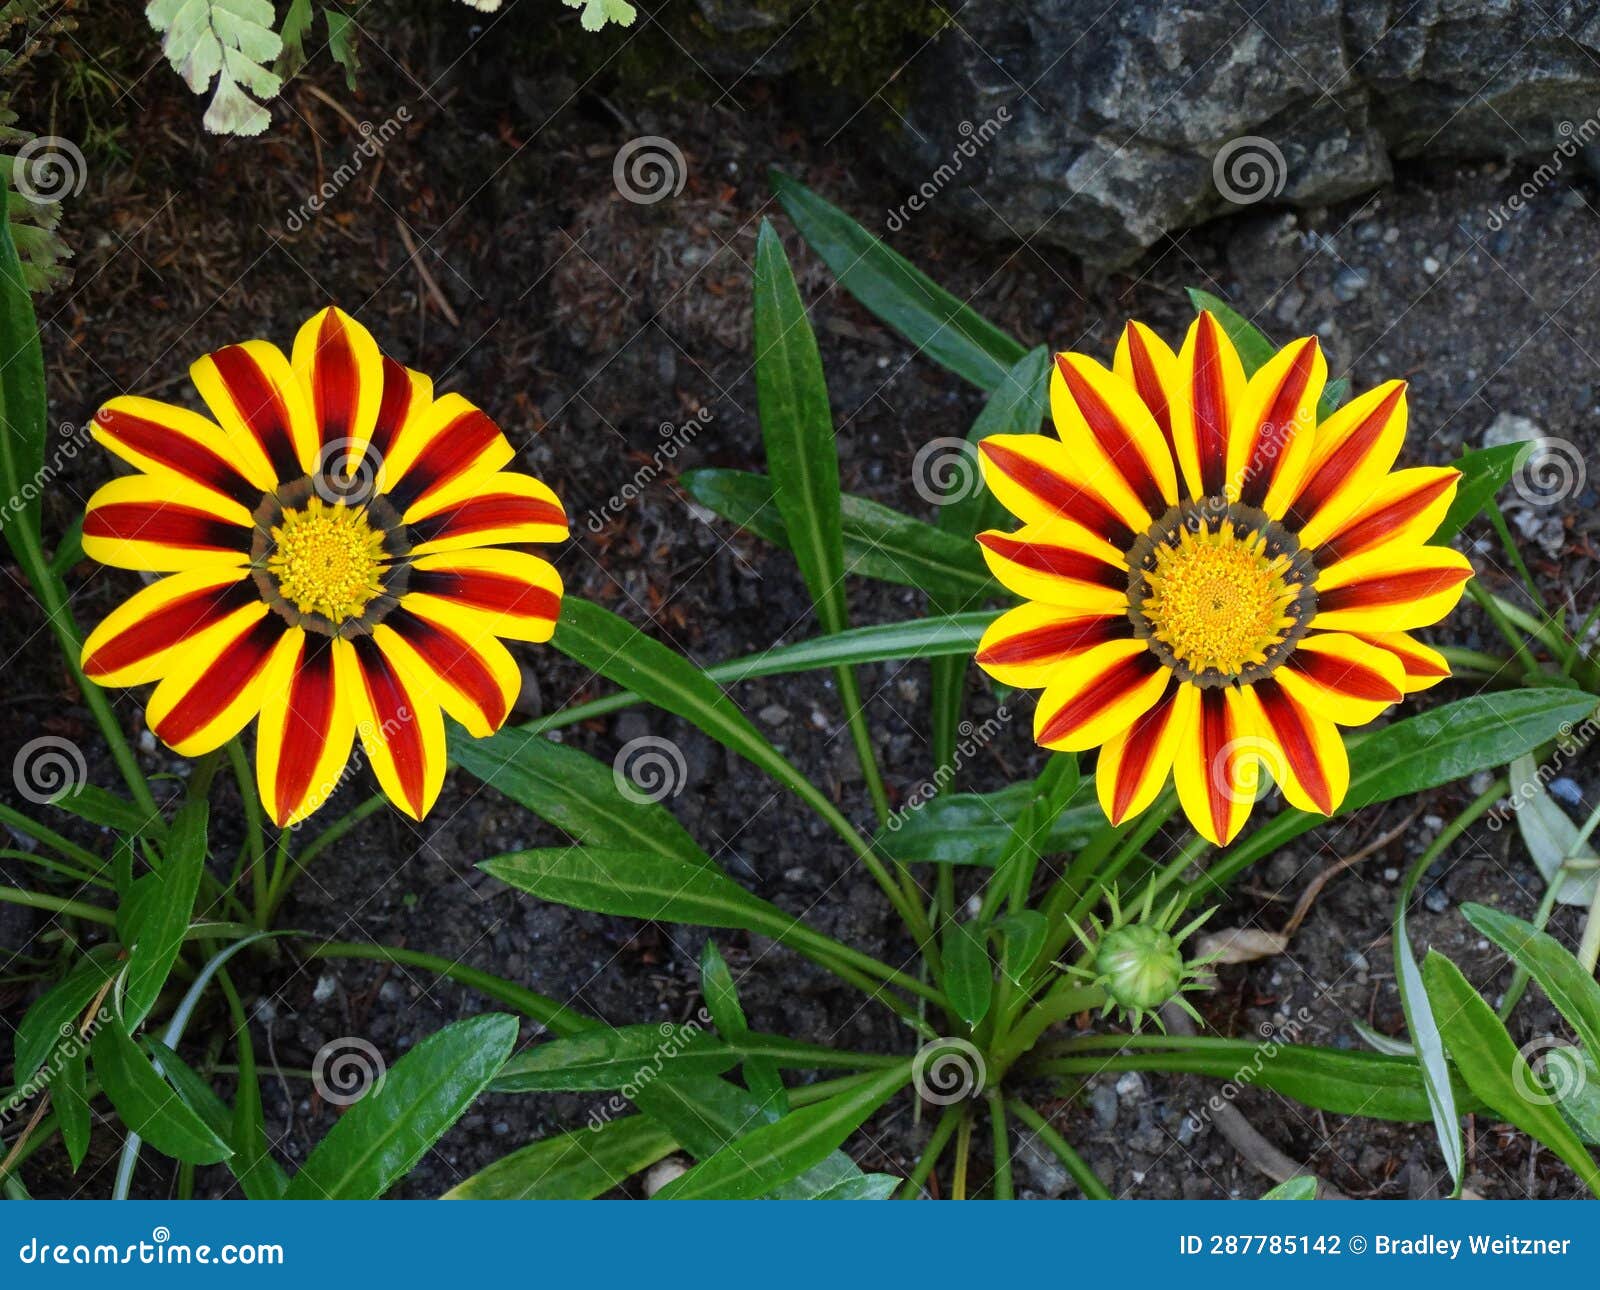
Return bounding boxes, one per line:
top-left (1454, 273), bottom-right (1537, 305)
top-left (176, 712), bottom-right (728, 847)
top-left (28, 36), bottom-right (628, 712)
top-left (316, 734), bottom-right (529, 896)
top-left (974, 313), bottom-right (1471, 845)
top-left (80, 307), bottom-right (567, 826)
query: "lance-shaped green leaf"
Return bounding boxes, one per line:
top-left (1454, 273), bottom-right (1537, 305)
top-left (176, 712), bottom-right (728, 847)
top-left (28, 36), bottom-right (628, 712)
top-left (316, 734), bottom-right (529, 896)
top-left (91, 1015), bottom-right (233, 1165)
top-left (701, 940), bottom-right (787, 1116)
top-left (13, 949), bottom-right (117, 1083)
top-left (442, 1116), bottom-right (679, 1200)
top-left (771, 169), bottom-right (1025, 390)
top-left (942, 921), bottom-right (993, 1026)
top-left (1463, 903), bottom-right (1600, 1056)
top-left (876, 778), bottom-right (1101, 865)
top-left (1434, 443), bottom-right (1526, 544)
top-left (1395, 866), bottom-right (1464, 1189)
top-left (492, 1024), bottom-right (736, 1093)
top-left (120, 797), bottom-right (210, 1029)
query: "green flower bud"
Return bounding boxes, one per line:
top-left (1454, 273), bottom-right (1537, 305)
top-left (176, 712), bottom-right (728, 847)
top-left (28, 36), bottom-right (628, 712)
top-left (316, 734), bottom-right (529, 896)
top-left (1094, 923), bottom-right (1184, 1012)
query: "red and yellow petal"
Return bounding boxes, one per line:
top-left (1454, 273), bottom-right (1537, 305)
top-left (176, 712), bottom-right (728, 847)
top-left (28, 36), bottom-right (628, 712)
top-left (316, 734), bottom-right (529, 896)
top-left (191, 339), bottom-right (319, 485)
top-left (254, 633), bottom-right (358, 827)
top-left (1312, 544), bottom-right (1473, 633)
top-left (976, 519), bottom-right (1129, 613)
top-left (1033, 639), bottom-right (1166, 752)
top-left (375, 604), bottom-right (520, 738)
top-left (1112, 320), bottom-right (1180, 456)
top-left (368, 357), bottom-right (434, 466)
top-left (1285, 380), bottom-right (1407, 545)
top-left (1350, 630), bottom-right (1451, 693)
top-left (405, 549), bottom-right (564, 644)
top-left (973, 602), bottom-right (1130, 688)
top-left (1230, 336), bottom-right (1325, 516)
top-left (406, 471), bottom-right (569, 554)
top-left (1313, 466), bottom-right (1459, 565)
top-left (1171, 311), bottom-right (1247, 501)
top-left (347, 636), bottom-right (447, 821)
top-left (1247, 679), bottom-right (1351, 817)
top-left (92, 396), bottom-right (270, 508)
top-left (976, 434), bottom-right (1140, 549)
top-left (82, 475), bottom-right (254, 571)
top-left (1277, 631), bottom-right (1405, 726)
top-left (145, 610), bottom-right (292, 757)
top-left (290, 306), bottom-right (385, 463)
top-left (1171, 684), bottom-right (1259, 846)
top-left (1050, 352), bottom-right (1177, 518)
top-left (81, 568), bottom-right (257, 688)
top-left (1095, 679), bottom-right (1183, 825)
top-left (382, 394), bottom-right (516, 517)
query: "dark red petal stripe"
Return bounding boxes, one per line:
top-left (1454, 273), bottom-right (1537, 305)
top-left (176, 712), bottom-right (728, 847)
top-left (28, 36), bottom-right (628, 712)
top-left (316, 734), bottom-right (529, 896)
top-left (976, 615), bottom-right (1130, 666)
top-left (368, 357), bottom-right (415, 462)
top-left (1286, 384), bottom-right (1405, 529)
top-left (1123, 327), bottom-right (1173, 445)
top-left (388, 610), bottom-right (507, 730)
top-left (153, 616), bottom-right (283, 747)
top-left (385, 409), bottom-right (504, 513)
top-left (273, 637), bottom-right (339, 814)
top-left (1239, 340), bottom-right (1316, 509)
top-left (1317, 566), bottom-right (1471, 615)
top-left (1315, 473), bottom-right (1456, 564)
top-left (354, 637), bottom-right (427, 812)
top-left (1256, 680), bottom-right (1333, 813)
top-left (978, 441), bottom-right (1135, 549)
top-left (309, 311), bottom-right (360, 447)
top-left (84, 503), bottom-right (252, 555)
top-left (408, 568), bottom-right (560, 620)
top-left (1284, 646), bottom-right (1401, 703)
top-left (1036, 652), bottom-right (1160, 745)
top-left (976, 533), bottom-right (1125, 590)
top-left (1190, 314), bottom-right (1230, 496)
top-left (407, 493), bottom-right (567, 546)
top-left (94, 407), bottom-right (260, 509)
top-left (84, 581), bottom-right (256, 678)
top-left (1107, 684), bottom-right (1176, 820)
top-left (1054, 355), bottom-right (1166, 514)
top-left (210, 345), bottom-right (302, 482)
top-left (1371, 636), bottom-right (1448, 680)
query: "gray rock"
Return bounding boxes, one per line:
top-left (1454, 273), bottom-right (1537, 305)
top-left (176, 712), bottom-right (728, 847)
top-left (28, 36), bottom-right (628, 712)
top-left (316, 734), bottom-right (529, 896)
top-left (882, 1), bottom-right (1600, 266)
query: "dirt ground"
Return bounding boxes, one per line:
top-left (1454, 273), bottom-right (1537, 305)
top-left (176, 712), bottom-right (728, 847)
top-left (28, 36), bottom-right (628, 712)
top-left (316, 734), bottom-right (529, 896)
top-left (4, 9), bottom-right (1599, 1199)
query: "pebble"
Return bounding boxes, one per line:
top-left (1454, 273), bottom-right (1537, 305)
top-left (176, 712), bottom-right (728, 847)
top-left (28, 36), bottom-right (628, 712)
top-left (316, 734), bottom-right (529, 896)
top-left (1115, 1071), bottom-right (1146, 1100)
top-left (1422, 256), bottom-right (1440, 274)
top-left (1483, 410), bottom-right (1541, 449)
top-left (1333, 268), bottom-right (1368, 300)
top-left (1383, 867), bottom-right (1399, 881)
top-left (1550, 777), bottom-right (1584, 807)
top-left (1423, 886), bottom-right (1450, 914)
top-left (1090, 1083), bottom-right (1119, 1129)
top-left (757, 704), bottom-right (790, 726)
top-left (312, 974), bottom-right (338, 1005)
top-left (644, 1158), bottom-right (689, 1197)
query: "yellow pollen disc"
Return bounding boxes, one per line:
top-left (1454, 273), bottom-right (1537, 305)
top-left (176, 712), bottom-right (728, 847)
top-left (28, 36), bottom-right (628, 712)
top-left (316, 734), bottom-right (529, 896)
top-left (266, 496), bottom-right (388, 623)
top-left (1139, 521), bottom-right (1300, 676)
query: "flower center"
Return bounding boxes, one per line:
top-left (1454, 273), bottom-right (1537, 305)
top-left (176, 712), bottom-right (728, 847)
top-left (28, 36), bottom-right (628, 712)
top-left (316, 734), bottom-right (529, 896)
top-left (1127, 501), bottom-right (1315, 685)
top-left (265, 496), bottom-right (388, 624)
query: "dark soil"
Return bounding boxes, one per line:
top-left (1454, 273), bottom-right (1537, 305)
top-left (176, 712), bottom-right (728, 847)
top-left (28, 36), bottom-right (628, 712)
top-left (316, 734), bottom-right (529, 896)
top-left (4, 8), bottom-right (1599, 1200)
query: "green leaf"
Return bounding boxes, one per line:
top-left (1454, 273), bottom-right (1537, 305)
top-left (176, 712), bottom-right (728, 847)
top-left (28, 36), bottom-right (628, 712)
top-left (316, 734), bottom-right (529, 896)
top-left (90, 1014), bottom-right (233, 1165)
top-left (442, 1115), bottom-right (677, 1199)
top-left (273, 0), bottom-right (313, 77)
top-left (55, 1045), bottom-right (91, 1171)
top-left (229, 1008), bottom-right (286, 1199)
top-left (1395, 876), bottom-right (1464, 1189)
top-left (992, 910), bottom-right (1048, 982)
top-left (564, 0), bottom-right (638, 30)
top-left (942, 921), bottom-right (993, 1026)
top-left (325, 9), bottom-right (359, 90)
top-left (145, 0), bottom-right (284, 136)
top-left (771, 170), bottom-right (1026, 391)
top-left (285, 1013), bottom-right (518, 1199)
top-left (52, 784), bottom-right (164, 838)
top-left (1550, 1049), bottom-right (1600, 1144)
top-left (13, 950), bottom-right (116, 1082)
top-left (682, 468), bottom-right (995, 601)
top-left (1463, 903), bottom-right (1600, 1055)
top-left (452, 726), bottom-right (704, 866)
top-left (1422, 951), bottom-right (1600, 1195)
top-left (120, 796), bottom-right (209, 1029)
top-left (492, 1024), bottom-right (736, 1093)
top-left (812, 1173), bottom-right (901, 1199)
top-left (1506, 753), bottom-right (1598, 907)
top-left (0, 180), bottom-right (48, 561)
top-left (701, 941), bottom-right (786, 1116)
top-left (1434, 443), bottom-right (1525, 544)
top-left (655, 1061), bottom-right (911, 1199)
top-left (1262, 1176), bottom-right (1318, 1199)
top-left (876, 778), bottom-right (1101, 865)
